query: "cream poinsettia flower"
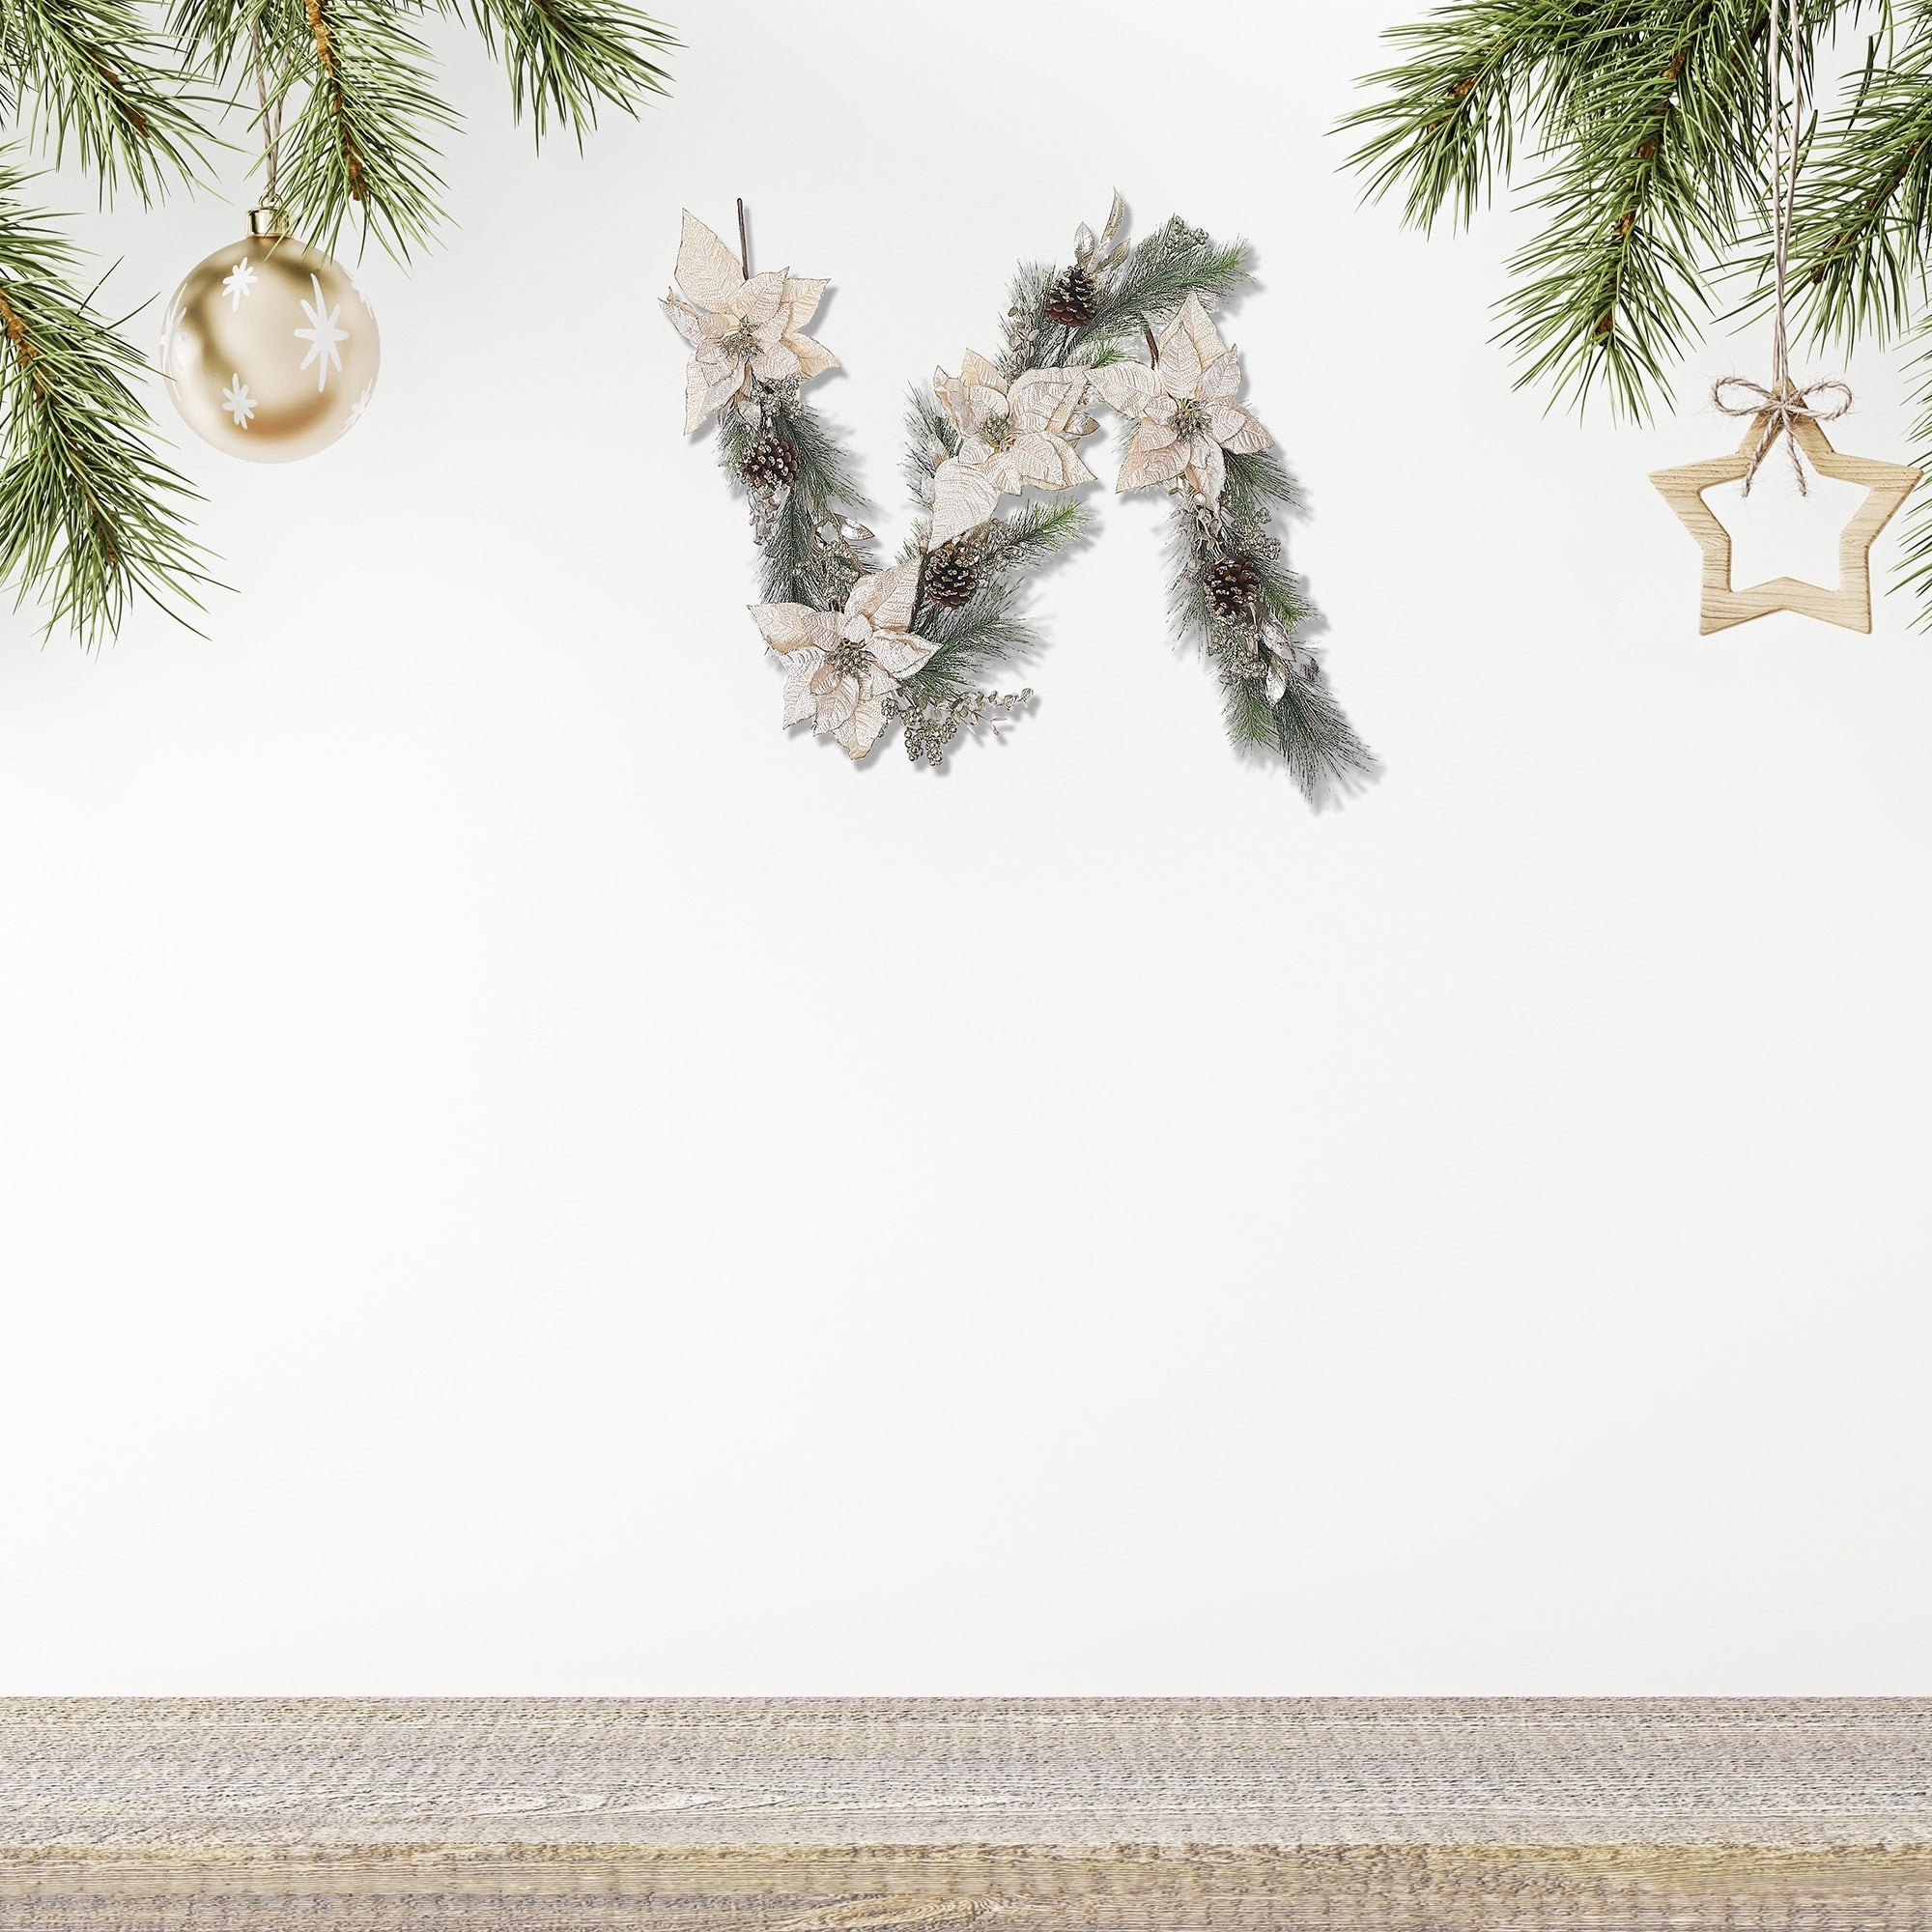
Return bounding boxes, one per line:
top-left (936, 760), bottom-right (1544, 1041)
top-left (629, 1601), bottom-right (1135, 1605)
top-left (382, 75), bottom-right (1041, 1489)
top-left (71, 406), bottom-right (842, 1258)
top-left (750, 562), bottom-right (936, 760)
top-left (663, 211), bottom-right (838, 434)
top-left (927, 351), bottom-right (1094, 548)
top-left (1088, 295), bottom-right (1270, 507)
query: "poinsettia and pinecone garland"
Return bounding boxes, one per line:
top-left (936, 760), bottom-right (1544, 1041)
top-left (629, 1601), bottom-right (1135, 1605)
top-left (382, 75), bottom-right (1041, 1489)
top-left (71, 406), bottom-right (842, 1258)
top-left (665, 199), bottom-right (1378, 802)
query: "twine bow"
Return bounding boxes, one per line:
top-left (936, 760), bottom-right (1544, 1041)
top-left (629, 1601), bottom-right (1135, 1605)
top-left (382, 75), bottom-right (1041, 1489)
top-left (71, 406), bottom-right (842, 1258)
top-left (1711, 375), bottom-right (1852, 494)
top-left (1713, 0), bottom-right (1853, 497)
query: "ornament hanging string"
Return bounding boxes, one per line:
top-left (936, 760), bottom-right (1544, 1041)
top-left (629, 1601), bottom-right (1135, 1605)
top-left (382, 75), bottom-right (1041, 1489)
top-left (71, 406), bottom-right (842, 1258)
top-left (1712, 0), bottom-right (1850, 494)
top-left (248, 21), bottom-right (285, 222)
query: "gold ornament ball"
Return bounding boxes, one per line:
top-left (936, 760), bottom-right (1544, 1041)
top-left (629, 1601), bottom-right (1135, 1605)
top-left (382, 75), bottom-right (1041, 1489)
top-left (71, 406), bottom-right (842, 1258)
top-left (161, 220), bottom-right (380, 463)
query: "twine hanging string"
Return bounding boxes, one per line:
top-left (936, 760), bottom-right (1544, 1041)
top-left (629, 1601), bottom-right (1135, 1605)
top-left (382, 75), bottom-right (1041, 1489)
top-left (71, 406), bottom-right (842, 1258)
top-left (1712, 0), bottom-right (1851, 493)
top-left (248, 21), bottom-right (285, 220)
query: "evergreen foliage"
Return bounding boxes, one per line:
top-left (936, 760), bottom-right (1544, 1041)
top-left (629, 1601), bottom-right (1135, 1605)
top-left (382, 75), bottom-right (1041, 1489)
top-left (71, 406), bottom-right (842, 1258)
top-left (1344, 0), bottom-right (1932, 618)
top-left (1, 0), bottom-right (675, 644)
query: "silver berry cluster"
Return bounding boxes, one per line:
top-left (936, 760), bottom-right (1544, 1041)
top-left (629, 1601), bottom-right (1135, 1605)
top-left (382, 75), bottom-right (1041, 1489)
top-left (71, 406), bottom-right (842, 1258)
top-left (887, 687), bottom-right (1034, 766)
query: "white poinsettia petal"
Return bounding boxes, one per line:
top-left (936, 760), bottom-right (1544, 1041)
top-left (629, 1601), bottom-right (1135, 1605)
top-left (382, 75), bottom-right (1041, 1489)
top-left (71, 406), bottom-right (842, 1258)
top-left (675, 211), bottom-right (746, 314)
top-left (699, 366), bottom-right (744, 420)
top-left (1010, 432), bottom-right (1073, 487)
top-left (1200, 347), bottom-right (1242, 402)
top-left (788, 331), bottom-right (838, 380)
top-left (1211, 404), bottom-right (1272, 454)
top-left (1189, 439), bottom-right (1227, 504)
top-left (662, 296), bottom-right (710, 349)
top-left (929, 458), bottom-right (1004, 547)
top-left (1009, 369), bottom-right (1084, 434)
top-left (1118, 435), bottom-right (1189, 492)
top-left (836, 695), bottom-right (890, 759)
top-left (781, 276), bottom-right (828, 328)
top-left (980, 452), bottom-right (1026, 497)
top-left (935, 366), bottom-right (978, 435)
top-left (964, 384), bottom-right (1008, 425)
top-left (1155, 330), bottom-right (1205, 396)
top-left (851, 559), bottom-right (920, 633)
top-left (751, 603), bottom-right (839, 655)
top-left (1136, 417), bottom-right (1179, 451)
top-left (736, 272), bottom-right (788, 327)
top-left (1266, 659), bottom-right (1288, 704)
top-left (1173, 294), bottom-right (1228, 373)
top-left (682, 359), bottom-right (710, 434)
top-left (814, 674), bottom-right (860, 734)
top-left (749, 342), bottom-right (804, 384)
top-left (960, 349), bottom-right (1003, 391)
top-left (781, 660), bottom-right (822, 728)
top-left (867, 628), bottom-right (927, 678)
top-left (1090, 360), bottom-right (1159, 418)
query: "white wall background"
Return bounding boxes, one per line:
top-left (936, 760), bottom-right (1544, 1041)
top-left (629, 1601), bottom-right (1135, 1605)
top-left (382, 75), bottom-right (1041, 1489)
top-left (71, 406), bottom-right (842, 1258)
top-left (3, 1), bottom-right (1929, 1694)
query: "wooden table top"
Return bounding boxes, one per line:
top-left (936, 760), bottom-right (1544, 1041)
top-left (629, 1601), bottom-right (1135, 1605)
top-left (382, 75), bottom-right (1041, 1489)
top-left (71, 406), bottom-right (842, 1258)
top-left (4, 1699), bottom-right (1928, 1928)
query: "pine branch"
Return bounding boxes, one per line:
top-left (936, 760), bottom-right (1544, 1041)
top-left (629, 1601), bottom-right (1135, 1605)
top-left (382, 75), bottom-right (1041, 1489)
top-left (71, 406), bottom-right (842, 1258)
top-left (1072, 218), bottom-right (1250, 356)
top-left (1343, 1), bottom-right (1852, 419)
top-left (1165, 445), bottom-right (1378, 805)
top-left (719, 380), bottom-right (874, 609)
top-left (1790, 11), bottom-right (1932, 345)
top-left (0, 156), bottom-right (213, 646)
top-left (1494, 4), bottom-right (1786, 420)
top-left (903, 575), bottom-right (1044, 699)
top-left (901, 382), bottom-right (956, 499)
top-left (1890, 312), bottom-right (1932, 621)
top-left (447, 0), bottom-right (674, 142)
top-left (978, 497), bottom-right (1085, 575)
top-left (1339, 0), bottom-right (1553, 230)
top-left (0, 0), bottom-right (211, 201)
top-left (267, 0), bottom-right (453, 260)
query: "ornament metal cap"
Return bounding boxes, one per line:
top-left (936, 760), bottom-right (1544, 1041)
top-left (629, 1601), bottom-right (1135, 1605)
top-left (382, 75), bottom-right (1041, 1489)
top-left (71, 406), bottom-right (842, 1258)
top-left (246, 205), bottom-right (287, 238)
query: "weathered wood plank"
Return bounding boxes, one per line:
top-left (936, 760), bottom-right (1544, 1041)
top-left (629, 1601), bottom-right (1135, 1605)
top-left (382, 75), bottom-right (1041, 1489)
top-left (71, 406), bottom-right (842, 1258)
top-left (3, 1701), bottom-right (1928, 1929)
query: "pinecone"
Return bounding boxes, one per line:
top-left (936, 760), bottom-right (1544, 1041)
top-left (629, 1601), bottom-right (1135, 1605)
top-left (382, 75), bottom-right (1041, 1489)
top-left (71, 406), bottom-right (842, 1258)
top-left (1203, 554), bottom-right (1262, 621)
top-left (923, 542), bottom-right (980, 608)
top-left (1042, 265), bottom-right (1098, 328)
top-left (737, 434), bottom-right (801, 491)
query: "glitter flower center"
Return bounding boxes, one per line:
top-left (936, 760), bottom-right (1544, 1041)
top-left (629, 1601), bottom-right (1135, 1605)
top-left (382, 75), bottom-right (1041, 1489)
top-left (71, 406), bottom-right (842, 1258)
top-left (1170, 397), bottom-right (1210, 439)
top-left (978, 411), bottom-right (1016, 451)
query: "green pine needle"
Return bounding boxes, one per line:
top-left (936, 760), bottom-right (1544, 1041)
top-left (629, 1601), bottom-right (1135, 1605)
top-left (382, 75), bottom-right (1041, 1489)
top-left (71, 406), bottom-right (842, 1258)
top-left (449, 0), bottom-right (675, 144)
top-left (0, 155), bottom-right (214, 647)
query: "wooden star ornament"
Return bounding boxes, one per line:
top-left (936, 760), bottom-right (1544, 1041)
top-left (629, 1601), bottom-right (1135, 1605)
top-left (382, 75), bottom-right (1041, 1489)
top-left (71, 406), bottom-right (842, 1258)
top-left (1650, 406), bottom-right (1921, 635)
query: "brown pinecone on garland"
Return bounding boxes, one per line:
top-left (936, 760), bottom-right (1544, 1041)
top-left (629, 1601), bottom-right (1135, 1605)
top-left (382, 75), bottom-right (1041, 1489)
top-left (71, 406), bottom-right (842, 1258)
top-left (1203, 554), bottom-right (1262, 620)
top-left (1042, 265), bottom-right (1098, 328)
top-left (923, 542), bottom-right (980, 608)
top-left (737, 434), bottom-right (801, 491)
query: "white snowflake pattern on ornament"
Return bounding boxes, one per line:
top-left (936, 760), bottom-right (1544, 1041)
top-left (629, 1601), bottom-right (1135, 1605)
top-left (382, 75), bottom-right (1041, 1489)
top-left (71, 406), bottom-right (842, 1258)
top-left (293, 274), bottom-right (348, 392)
top-left (221, 376), bottom-right (257, 429)
top-left (221, 259), bottom-right (259, 310)
top-left (348, 382), bottom-right (374, 428)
